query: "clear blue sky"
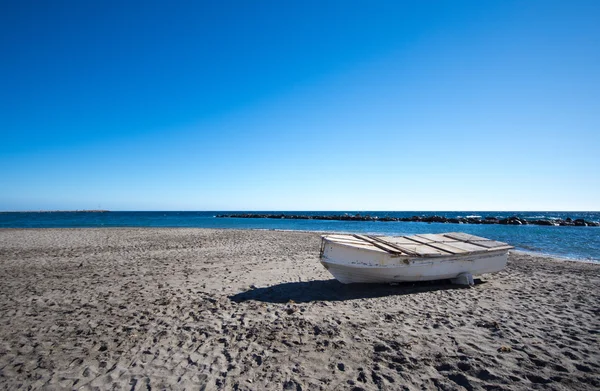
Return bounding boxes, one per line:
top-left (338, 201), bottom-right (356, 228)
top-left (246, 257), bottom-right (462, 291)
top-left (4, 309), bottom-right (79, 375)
top-left (1, 0), bottom-right (598, 211)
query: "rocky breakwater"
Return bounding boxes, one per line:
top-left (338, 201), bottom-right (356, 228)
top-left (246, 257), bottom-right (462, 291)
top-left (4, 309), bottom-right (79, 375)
top-left (216, 213), bottom-right (600, 227)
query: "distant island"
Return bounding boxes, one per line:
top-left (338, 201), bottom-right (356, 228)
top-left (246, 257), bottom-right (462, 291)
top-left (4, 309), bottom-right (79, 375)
top-left (216, 213), bottom-right (600, 227)
top-left (1, 210), bottom-right (110, 213)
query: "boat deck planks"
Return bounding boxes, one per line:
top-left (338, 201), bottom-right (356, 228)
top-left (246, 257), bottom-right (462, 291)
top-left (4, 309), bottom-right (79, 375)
top-left (380, 236), bottom-right (425, 245)
top-left (438, 241), bottom-right (491, 253)
top-left (352, 234), bottom-right (410, 255)
top-left (425, 242), bottom-right (470, 254)
top-left (375, 236), bottom-right (444, 256)
top-left (326, 232), bottom-right (513, 257)
top-left (415, 233), bottom-right (459, 243)
top-left (409, 244), bottom-right (450, 256)
top-left (443, 232), bottom-right (491, 242)
top-left (469, 240), bottom-right (508, 248)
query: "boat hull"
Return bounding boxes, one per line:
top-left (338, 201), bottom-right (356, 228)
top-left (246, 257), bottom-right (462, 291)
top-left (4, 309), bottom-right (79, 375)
top-left (320, 238), bottom-right (508, 284)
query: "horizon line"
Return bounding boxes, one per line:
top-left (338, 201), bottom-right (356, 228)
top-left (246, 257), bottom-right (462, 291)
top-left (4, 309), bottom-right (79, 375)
top-left (2, 209), bottom-right (599, 213)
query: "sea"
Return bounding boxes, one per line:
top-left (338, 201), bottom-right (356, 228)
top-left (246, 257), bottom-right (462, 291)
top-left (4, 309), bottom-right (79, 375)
top-left (1, 211), bottom-right (599, 262)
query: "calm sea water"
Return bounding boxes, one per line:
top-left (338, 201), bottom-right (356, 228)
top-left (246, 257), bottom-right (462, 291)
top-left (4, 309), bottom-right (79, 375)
top-left (1, 211), bottom-right (599, 262)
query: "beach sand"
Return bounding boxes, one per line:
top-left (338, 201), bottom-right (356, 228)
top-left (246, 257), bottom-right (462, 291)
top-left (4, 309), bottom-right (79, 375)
top-left (0, 228), bottom-right (598, 390)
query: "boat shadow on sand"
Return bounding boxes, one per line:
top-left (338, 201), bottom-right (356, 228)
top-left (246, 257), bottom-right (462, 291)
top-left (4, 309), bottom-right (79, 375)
top-left (229, 278), bottom-right (485, 304)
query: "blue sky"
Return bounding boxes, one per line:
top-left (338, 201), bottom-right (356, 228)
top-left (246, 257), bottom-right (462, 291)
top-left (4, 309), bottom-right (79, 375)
top-left (1, 0), bottom-right (599, 211)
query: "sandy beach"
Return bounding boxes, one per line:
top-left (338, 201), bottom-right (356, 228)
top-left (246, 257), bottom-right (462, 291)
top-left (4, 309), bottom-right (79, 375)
top-left (0, 228), bottom-right (598, 390)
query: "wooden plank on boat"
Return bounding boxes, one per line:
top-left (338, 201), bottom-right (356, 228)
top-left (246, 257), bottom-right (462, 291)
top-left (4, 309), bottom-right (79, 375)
top-left (469, 240), bottom-right (510, 249)
top-left (425, 242), bottom-right (470, 254)
top-left (338, 240), bottom-right (374, 247)
top-left (379, 240), bottom-right (450, 256)
top-left (440, 241), bottom-right (491, 253)
top-left (361, 235), bottom-right (433, 256)
top-left (327, 235), bottom-right (373, 245)
top-left (367, 235), bottom-right (426, 256)
top-left (415, 233), bottom-right (459, 243)
top-left (352, 235), bottom-right (406, 255)
top-left (411, 244), bottom-right (450, 256)
top-left (380, 236), bottom-right (423, 245)
top-left (351, 243), bottom-right (389, 252)
top-left (327, 235), bottom-right (389, 252)
top-left (379, 236), bottom-right (454, 256)
top-left (443, 232), bottom-right (490, 242)
top-left (406, 236), bottom-right (471, 255)
top-left (325, 235), bottom-right (352, 241)
top-left (442, 233), bottom-right (513, 251)
top-left (406, 235), bottom-right (434, 244)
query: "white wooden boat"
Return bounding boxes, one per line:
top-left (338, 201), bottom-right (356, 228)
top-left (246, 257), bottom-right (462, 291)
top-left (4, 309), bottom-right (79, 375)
top-left (319, 232), bottom-right (513, 285)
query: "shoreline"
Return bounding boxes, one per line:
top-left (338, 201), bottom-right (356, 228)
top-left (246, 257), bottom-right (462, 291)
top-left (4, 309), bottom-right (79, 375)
top-left (1, 228), bottom-right (599, 390)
